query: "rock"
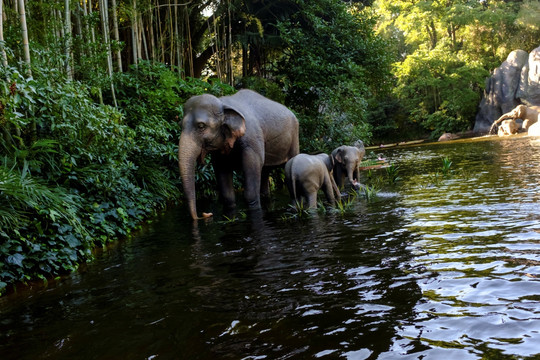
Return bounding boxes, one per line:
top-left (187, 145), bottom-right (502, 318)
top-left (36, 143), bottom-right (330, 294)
top-left (438, 133), bottom-right (460, 142)
top-left (474, 48), bottom-right (535, 134)
top-left (517, 47), bottom-right (540, 106)
top-left (528, 121), bottom-right (540, 136)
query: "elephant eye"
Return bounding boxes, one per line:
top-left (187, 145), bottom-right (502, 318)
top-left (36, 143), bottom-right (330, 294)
top-left (196, 122), bottom-right (206, 130)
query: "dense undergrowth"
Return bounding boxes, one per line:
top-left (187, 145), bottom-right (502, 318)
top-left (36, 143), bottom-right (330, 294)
top-left (0, 61), bottom-right (234, 294)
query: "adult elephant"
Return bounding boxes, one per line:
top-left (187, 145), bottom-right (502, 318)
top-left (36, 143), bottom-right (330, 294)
top-left (489, 104), bottom-right (540, 134)
top-left (178, 89), bottom-right (299, 220)
top-left (331, 143), bottom-right (365, 190)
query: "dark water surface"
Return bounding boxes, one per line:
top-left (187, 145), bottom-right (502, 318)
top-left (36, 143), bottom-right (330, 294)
top-left (1, 135), bottom-right (540, 359)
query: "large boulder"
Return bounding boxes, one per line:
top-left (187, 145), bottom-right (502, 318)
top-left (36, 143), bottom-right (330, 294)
top-left (528, 121), bottom-right (540, 136)
top-left (474, 47), bottom-right (540, 134)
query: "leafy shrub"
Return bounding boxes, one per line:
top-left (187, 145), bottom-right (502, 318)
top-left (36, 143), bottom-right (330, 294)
top-left (0, 59), bottom-right (235, 294)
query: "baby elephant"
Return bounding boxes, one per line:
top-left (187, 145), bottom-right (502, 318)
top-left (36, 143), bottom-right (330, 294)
top-left (285, 153), bottom-right (341, 209)
top-left (331, 144), bottom-right (365, 190)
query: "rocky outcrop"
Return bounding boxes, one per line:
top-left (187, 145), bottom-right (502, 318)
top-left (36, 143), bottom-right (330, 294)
top-left (474, 46), bottom-right (540, 133)
top-left (438, 133), bottom-right (460, 142)
top-left (528, 121), bottom-right (540, 136)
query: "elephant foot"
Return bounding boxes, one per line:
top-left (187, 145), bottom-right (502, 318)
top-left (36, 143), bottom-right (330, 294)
top-left (352, 180), bottom-right (363, 191)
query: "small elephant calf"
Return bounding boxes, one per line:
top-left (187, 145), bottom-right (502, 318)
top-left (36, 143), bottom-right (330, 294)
top-left (285, 153), bottom-right (341, 209)
top-left (331, 144), bottom-right (365, 190)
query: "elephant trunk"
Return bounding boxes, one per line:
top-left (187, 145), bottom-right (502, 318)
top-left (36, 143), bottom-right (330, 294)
top-left (347, 164), bottom-right (359, 189)
top-left (178, 131), bottom-right (202, 220)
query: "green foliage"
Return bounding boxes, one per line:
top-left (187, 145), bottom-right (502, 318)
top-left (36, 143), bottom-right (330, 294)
top-left (0, 57), bottom-right (235, 294)
top-left (275, 0), bottom-right (392, 150)
top-left (374, 0), bottom-right (539, 140)
top-left (237, 76), bottom-right (286, 104)
top-left (393, 50), bottom-right (488, 137)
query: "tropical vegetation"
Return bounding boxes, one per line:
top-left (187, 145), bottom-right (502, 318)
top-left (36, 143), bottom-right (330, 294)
top-left (1, 0), bottom-right (539, 294)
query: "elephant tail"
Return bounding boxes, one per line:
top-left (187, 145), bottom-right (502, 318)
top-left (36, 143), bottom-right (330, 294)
top-left (291, 172), bottom-right (299, 203)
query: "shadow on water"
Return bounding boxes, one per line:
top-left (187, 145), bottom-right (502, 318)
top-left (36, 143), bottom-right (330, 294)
top-left (1, 135), bottom-right (540, 359)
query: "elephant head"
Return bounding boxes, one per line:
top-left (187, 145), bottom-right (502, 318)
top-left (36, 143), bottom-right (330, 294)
top-left (331, 145), bottom-right (365, 189)
top-left (178, 94), bottom-right (246, 220)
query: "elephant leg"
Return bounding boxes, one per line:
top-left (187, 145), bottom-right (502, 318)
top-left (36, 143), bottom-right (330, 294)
top-left (213, 160), bottom-right (236, 214)
top-left (217, 171), bottom-right (236, 213)
top-left (243, 152), bottom-right (263, 209)
top-left (306, 192), bottom-right (318, 209)
top-left (322, 175), bottom-right (336, 206)
top-left (333, 166), bottom-right (343, 189)
top-left (260, 167), bottom-right (271, 199)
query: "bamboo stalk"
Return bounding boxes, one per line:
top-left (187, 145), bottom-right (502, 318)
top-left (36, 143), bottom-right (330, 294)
top-left (18, 0), bottom-right (30, 75)
top-left (0, 0), bottom-right (7, 66)
top-left (111, 0), bottom-right (122, 72)
top-left (64, 0), bottom-right (73, 81)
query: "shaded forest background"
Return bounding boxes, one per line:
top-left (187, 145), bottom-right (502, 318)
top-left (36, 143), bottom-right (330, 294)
top-left (1, 0), bottom-right (539, 292)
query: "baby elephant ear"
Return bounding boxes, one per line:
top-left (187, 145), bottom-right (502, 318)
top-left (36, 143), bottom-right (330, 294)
top-left (324, 155), bottom-right (334, 172)
top-left (223, 105), bottom-right (246, 152)
top-left (334, 147), bottom-right (344, 163)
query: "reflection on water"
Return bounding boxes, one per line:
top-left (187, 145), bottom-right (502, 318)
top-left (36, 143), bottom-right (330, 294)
top-left (1, 135), bottom-right (540, 359)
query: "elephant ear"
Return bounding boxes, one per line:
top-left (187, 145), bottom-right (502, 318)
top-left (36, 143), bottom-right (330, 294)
top-left (517, 105), bottom-right (527, 119)
top-left (324, 155), bottom-right (334, 172)
top-left (334, 147), bottom-right (344, 163)
top-left (222, 105), bottom-right (246, 153)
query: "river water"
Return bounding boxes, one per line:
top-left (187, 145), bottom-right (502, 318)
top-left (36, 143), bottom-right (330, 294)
top-left (1, 135), bottom-right (540, 359)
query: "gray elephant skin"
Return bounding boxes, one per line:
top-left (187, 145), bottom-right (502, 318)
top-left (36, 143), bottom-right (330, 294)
top-left (285, 153), bottom-right (341, 209)
top-left (178, 89), bottom-right (299, 220)
top-left (331, 144), bottom-right (365, 190)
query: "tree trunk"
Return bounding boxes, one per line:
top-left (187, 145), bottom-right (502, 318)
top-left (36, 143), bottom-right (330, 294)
top-left (18, 0), bottom-right (31, 75)
top-left (111, 0), bottom-right (122, 72)
top-left (185, 6), bottom-right (193, 76)
top-left (131, 0), bottom-right (138, 65)
top-left (158, 0), bottom-right (165, 63)
top-left (149, 3), bottom-right (155, 62)
top-left (227, 0), bottom-right (233, 85)
top-left (426, 20), bottom-right (437, 50)
top-left (174, 0), bottom-right (180, 70)
top-left (100, 0), bottom-right (117, 107)
top-left (140, 14), bottom-right (147, 60)
top-left (64, 0), bottom-right (73, 81)
top-left (88, 0), bottom-right (96, 43)
top-left (0, 0), bottom-right (7, 66)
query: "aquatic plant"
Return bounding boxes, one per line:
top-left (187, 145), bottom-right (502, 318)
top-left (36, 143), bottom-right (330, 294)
top-left (222, 211), bottom-right (247, 223)
top-left (333, 192), bottom-right (358, 215)
top-left (385, 163), bottom-right (401, 184)
top-left (441, 157), bottom-right (453, 177)
top-left (280, 201), bottom-right (313, 221)
top-left (361, 185), bottom-right (379, 202)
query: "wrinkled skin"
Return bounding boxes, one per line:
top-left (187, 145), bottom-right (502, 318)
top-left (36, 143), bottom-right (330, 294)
top-left (331, 144), bottom-right (365, 190)
top-left (285, 153), bottom-right (341, 209)
top-left (178, 89), bottom-right (299, 220)
top-left (489, 104), bottom-right (540, 134)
